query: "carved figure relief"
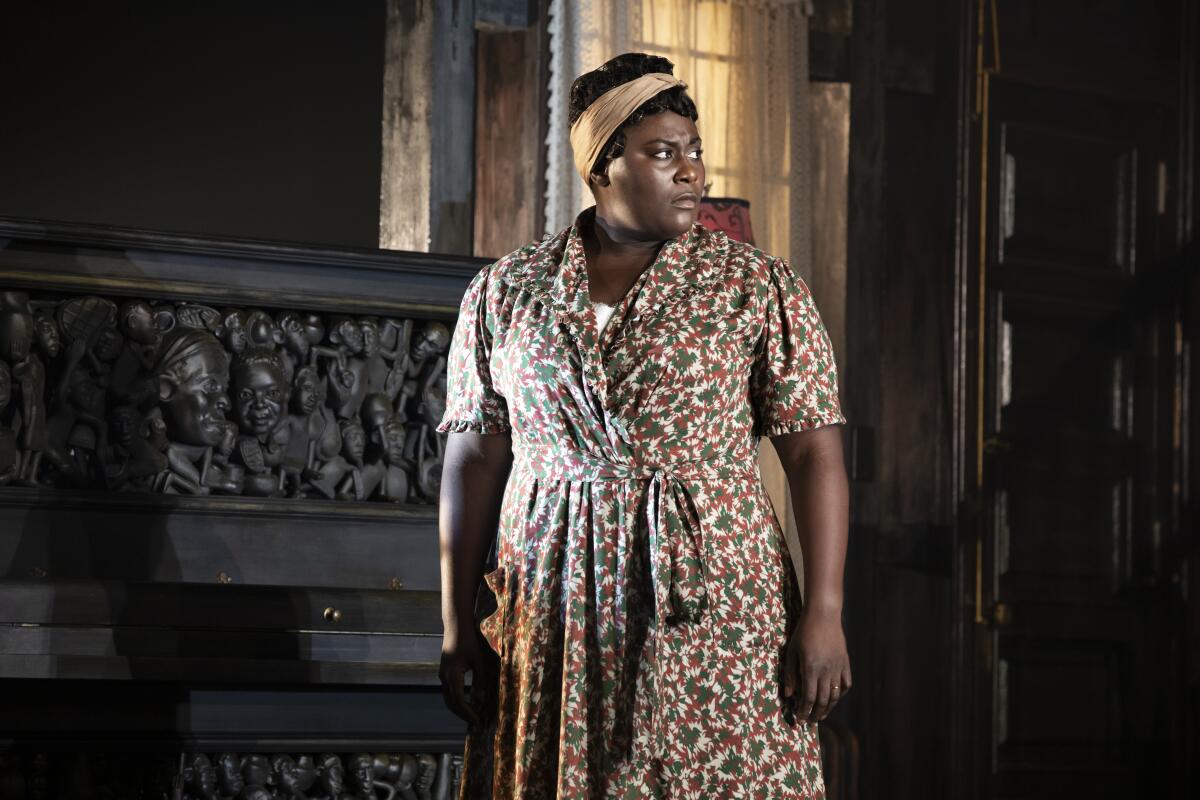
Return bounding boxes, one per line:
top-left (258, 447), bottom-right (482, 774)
top-left (1, 291), bottom-right (46, 483)
top-left (0, 750), bottom-right (462, 800)
top-left (215, 752), bottom-right (244, 797)
top-left (0, 287), bottom-right (449, 504)
top-left (181, 753), bottom-right (218, 799)
top-left (0, 363), bottom-right (16, 485)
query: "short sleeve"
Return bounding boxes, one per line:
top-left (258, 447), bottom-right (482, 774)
top-left (749, 257), bottom-right (846, 436)
top-left (435, 265), bottom-right (511, 435)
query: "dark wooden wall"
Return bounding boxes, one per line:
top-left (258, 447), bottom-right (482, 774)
top-left (842, 0), bottom-right (962, 797)
top-left (841, 0), bottom-right (1199, 798)
top-left (0, 3), bottom-right (386, 250)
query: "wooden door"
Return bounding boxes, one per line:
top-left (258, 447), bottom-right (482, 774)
top-left (975, 76), bottom-right (1183, 798)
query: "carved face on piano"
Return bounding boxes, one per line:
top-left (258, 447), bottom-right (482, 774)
top-left (108, 404), bottom-right (141, 449)
top-left (360, 317), bottom-right (381, 358)
top-left (283, 755), bottom-right (317, 794)
top-left (277, 311), bottom-right (310, 360)
top-left (67, 368), bottom-right (105, 417)
top-left (155, 328), bottom-right (231, 448)
top-left (347, 753), bottom-right (374, 793)
top-left (411, 321), bottom-right (450, 363)
top-left (339, 418), bottom-right (366, 463)
top-left (383, 416), bottom-right (407, 467)
top-left (184, 753), bottom-right (217, 798)
top-left (119, 300), bottom-right (161, 347)
top-left (219, 310), bottom-right (249, 355)
top-left (330, 316), bottom-right (364, 356)
top-left (231, 350), bottom-right (287, 438)
top-left (33, 314), bottom-right (59, 359)
top-left (94, 327), bottom-right (124, 362)
top-left (317, 753), bottom-right (345, 794)
top-left (216, 752), bottom-right (244, 796)
top-left (241, 754), bottom-right (271, 789)
top-left (290, 365), bottom-right (322, 416)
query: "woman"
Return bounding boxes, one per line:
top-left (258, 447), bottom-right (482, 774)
top-left (438, 53), bottom-right (850, 798)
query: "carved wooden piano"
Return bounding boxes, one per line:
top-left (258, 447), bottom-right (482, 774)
top-left (0, 217), bottom-right (485, 798)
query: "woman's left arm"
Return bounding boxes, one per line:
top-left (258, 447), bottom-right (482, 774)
top-left (770, 424), bottom-right (851, 723)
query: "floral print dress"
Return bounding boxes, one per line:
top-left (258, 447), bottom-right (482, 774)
top-left (437, 207), bottom-right (845, 799)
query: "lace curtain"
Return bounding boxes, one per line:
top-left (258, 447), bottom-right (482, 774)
top-left (543, 0), bottom-right (634, 237)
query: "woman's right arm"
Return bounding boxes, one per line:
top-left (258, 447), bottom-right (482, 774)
top-left (438, 429), bottom-right (514, 724)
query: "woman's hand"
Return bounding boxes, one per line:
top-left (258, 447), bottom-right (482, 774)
top-left (782, 604), bottom-right (851, 723)
top-left (438, 621), bottom-right (493, 727)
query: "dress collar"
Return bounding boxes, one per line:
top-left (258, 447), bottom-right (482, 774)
top-left (507, 206), bottom-right (733, 321)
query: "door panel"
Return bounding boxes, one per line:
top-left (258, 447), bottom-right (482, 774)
top-left (1000, 298), bottom-right (1131, 591)
top-left (999, 124), bottom-right (1137, 272)
top-left (979, 77), bottom-right (1176, 799)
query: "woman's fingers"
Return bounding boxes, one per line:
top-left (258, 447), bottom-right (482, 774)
top-left (817, 664), bottom-right (853, 720)
top-left (810, 671), bottom-right (834, 722)
top-left (801, 660), bottom-right (820, 722)
top-left (439, 652), bottom-right (482, 726)
top-left (469, 649), bottom-right (496, 721)
top-left (782, 621), bottom-right (853, 724)
top-left (803, 662), bottom-right (856, 722)
top-left (782, 641), bottom-right (800, 698)
top-left (824, 684), bottom-right (840, 719)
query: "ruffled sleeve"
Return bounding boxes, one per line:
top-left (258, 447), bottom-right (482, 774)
top-left (436, 264), bottom-right (511, 435)
top-left (749, 256), bottom-right (846, 436)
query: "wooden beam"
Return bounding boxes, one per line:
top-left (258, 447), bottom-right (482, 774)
top-left (473, 25), bottom-right (546, 259)
top-left (380, 0), bottom-right (433, 251)
top-left (381, 0), bottom-right (476, 255)
top-left (430, 0), bottom-right (476, 255)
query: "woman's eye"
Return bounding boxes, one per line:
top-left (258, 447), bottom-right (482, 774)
top-left (689, 149), bottom-right (704, 160)
top-left (653, 150), bottom-right (672, 159)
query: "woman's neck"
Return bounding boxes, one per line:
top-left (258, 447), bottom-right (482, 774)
top-left (584, 209), bottom-right (663, 271)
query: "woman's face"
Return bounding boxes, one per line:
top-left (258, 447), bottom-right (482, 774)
top-left (593, 110), bottom-right (704, 241)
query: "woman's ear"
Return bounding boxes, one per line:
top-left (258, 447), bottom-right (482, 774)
top-left (590, 170), bottom-right (611, 188)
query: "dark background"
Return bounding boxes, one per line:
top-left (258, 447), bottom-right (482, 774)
top-left (0, 2), bottom-right (385, 248)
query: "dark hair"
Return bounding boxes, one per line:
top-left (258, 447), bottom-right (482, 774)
top-left (568, 52), bottom-right (699, 181)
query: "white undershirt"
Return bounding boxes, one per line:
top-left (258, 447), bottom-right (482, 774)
top-left (594, 301), bottom-right (617, 335)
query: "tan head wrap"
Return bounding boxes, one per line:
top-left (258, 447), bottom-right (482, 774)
top-left (569, 72), bottom-right (687, 185)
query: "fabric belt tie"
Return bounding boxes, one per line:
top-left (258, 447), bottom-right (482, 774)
top-left (512, 443), bottom-right (760, 761)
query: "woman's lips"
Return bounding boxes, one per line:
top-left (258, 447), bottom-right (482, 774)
top-left (671, 193), bottom-right (699, 209)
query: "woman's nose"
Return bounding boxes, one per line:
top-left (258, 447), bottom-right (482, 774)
top-left (675, 156), bottom-right (699, 184)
